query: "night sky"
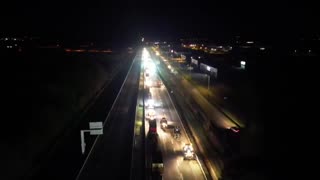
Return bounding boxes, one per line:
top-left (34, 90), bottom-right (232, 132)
top-left (2, 0), bottom-right (319, 43)
top-left (1, 1), bottom-right (319, 179)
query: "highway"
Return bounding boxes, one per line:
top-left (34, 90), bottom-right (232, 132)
top-left (30, 52), bottom-right (135, 180)
top-left (159, 55), bottom-right (239, 129)
top-left (142, 49), bottom-right (207, 180)
top-left (149, 49), bottom-right (228, 179)
top-left (75, 52), bottom-right (141, 180)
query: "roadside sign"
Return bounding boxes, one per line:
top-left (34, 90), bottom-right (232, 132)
top-left (89, 122), bottom-right (103, 129)
top-left (90, 129), bottom-right (103, 135)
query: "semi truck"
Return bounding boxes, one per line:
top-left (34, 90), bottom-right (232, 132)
top-left (151, 150), bottom-right (164, 179)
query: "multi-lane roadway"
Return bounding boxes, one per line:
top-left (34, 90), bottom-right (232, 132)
top-left (142, 49), bottom-right (207, 180)
top-left (41, 48), bottom-right (211, 180)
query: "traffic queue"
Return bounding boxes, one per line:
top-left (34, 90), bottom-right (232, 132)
top-left (142, 48), bottom-right (195, 161)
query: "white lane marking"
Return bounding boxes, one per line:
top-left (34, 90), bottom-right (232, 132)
top-left (152, 51), bottom-right (207, 180)
top-left (195, 155), bottom-right (208, 180)
top-left (161, 60), bottom-right (208, 180)
top-left (76, 52), bottom-right (138, 180)
top-left (176, 158), bottom-right (184, 180)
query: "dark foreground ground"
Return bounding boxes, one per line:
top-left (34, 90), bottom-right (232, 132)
top-left (1, 47), bottom-right (135, 180)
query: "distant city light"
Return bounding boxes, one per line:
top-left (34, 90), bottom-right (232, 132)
top-left (171, 50), bottom-right (173, 53)
top-left (207, 66), bottom-right (210, 71)
top-left (246, 41), bottom-right (254, 44)
top-left (198, 56), bottom-right (201, 59)
top-left (260, 47), bottom-right (265, 50)
top-left (141, 37), bottom-right (144, 42)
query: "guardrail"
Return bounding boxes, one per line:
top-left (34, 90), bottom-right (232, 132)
top-left (129, 52), bottom-right (146, 180)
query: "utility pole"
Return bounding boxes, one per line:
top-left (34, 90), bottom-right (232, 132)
top-left (207, 74), bottom-right (210, 91)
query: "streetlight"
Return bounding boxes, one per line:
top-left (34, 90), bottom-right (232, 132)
top-left (240, 61), bottom-right (246, 69)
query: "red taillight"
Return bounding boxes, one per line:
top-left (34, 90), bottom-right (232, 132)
top-left (231, 128), bottom-right (240, 133)
top-left (150, 127), bottom-right (157, 133)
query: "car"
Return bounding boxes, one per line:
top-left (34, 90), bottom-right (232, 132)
top-left (147, 109), bottom-right (156, 118)
top-left (228, 126), bottom-right (240, 133)
top-left (173, 126), bottom-right (181, 139)
top-left (183, 143), bottom-right (195, 160)
top-left (174, 126), bottom-right (181, 134)
top-left (147, 103), bottom-right (154, 109)
top-left (160, 117), bottom-right (168, 129)
top-left (146, 99), bottom-right (155, 109)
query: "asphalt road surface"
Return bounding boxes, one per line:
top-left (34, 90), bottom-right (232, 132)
top-left (150, 49), bottom-right (226, 179)
top-left (75, 53), bottom-right (141, 180)
top-left (144, 63), bottom-right (206, 180)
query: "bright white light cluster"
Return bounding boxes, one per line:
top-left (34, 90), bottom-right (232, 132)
top-left (142, 48), bottom-right (156, 75)
top-left (142, 48), bottom-right (151, 61)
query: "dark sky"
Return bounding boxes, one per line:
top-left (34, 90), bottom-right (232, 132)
top-left (1, 0), bottom-right (319, 43)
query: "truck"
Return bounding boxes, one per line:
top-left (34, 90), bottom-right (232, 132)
top-left (149, 119), bottom-right (157, 134)
top-left (151, 150), bottom-right (164, 179)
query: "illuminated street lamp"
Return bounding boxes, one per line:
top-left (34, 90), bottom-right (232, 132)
top-left (240, 61), bottom-right (246, 69)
